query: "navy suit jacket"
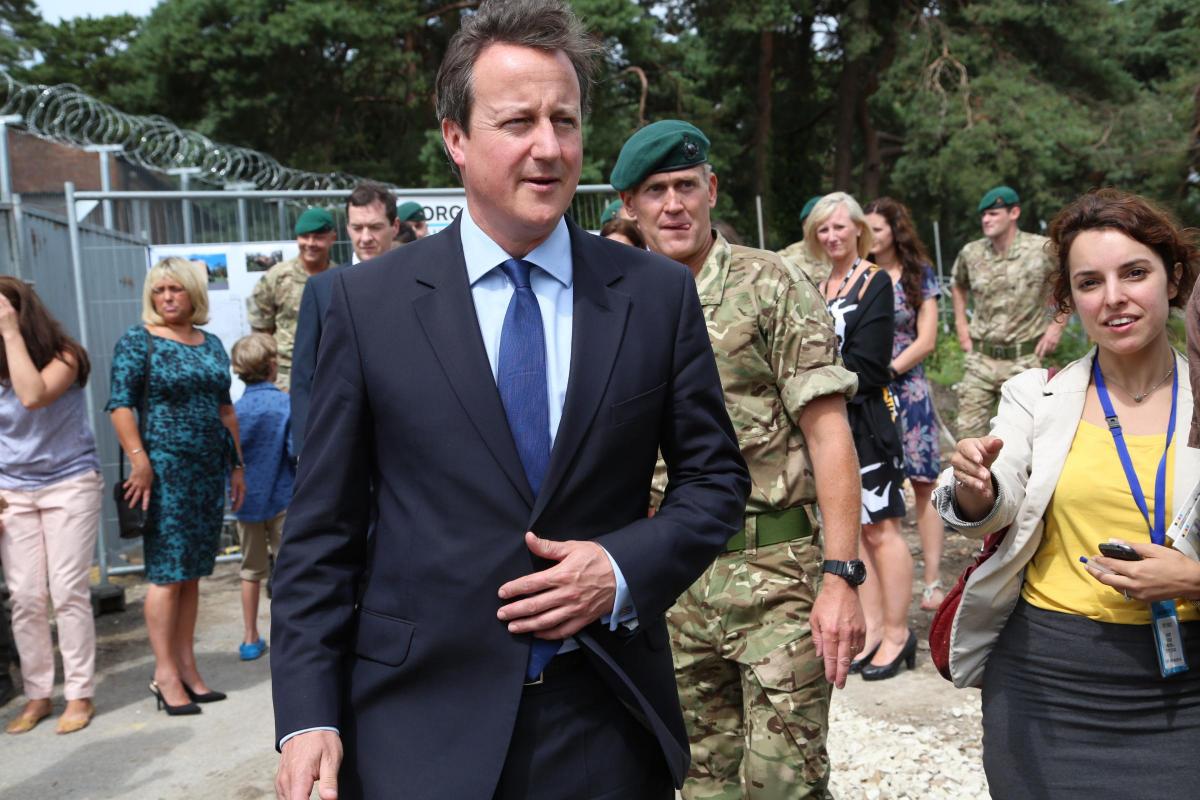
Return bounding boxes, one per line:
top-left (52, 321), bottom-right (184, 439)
top-left (270, 217), bottom-right (749, 799)
top-left (289, 262), bottom-right (346, 455)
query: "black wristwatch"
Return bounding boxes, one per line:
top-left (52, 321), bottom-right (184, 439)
top-left (822, 559), bottom-right (867, 586)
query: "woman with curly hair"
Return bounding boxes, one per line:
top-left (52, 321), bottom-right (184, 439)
top-left (865, 197), bottom-right (946, 611)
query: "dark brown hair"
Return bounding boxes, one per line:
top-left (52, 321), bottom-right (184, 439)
top-left (600, 217), bottom-right (645, 249)
top-left (0, 276), bottom-right (90, 387)
top-left (1048, 189), bottom-right (1199, 317)
top-left (347, 181), bottom-right (396, 223)
top-left (434, 0), bottom-right (601, 179)
top-left (864, 197), bottom-right (932, 311)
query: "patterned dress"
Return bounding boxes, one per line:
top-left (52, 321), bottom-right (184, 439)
top-left (889, 265), bottom-right (943, 482)
top-left (826, 266), bottom-right (906, 524)
top-left (106, 325), bottom-right (233, 584)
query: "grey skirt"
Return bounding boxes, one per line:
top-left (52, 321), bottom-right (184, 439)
top-left (982, 599), bottom-right (1200, 799)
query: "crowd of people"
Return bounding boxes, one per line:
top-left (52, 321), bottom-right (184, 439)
top-left (2, 1), bottom-right (1200, 798)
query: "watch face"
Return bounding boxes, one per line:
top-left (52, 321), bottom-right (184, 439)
top-left (848, 561), bottom-right (867, 584)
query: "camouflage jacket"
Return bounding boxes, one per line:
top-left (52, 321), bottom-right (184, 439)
top-left (247, 257), bottom-right (332, 385)
top-left (777, 239), bottom-right (831, 286)
top-left (951, 230), bottom-right (1054, 343)
top-left (652, 233), bottom-right (857, 516)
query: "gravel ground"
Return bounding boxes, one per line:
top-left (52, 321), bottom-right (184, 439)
top-left (0, 508), bottom-right (991, 799)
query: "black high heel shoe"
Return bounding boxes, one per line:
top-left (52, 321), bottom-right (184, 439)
top-left (149, 681), bottom-right (202, 715)
top-left (848, 642), bottom-right (880, 675)
top-left (860, 630), bottom-right (917, 681)
top-left (183, 684), bottom-right (227, 704)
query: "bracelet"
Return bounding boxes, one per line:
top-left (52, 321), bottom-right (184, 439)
top-left (128, 448), bottom-right (144, 456)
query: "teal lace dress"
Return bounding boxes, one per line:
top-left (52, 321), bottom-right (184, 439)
top-left (106, 325), bottom-right (233, 585)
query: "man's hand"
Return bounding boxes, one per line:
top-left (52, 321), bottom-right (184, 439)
top-left (810, 578), bottom-right (865, 689)
top-left (497, 532), bottom-right (616, 640)
top-left (956, 322), bottom-right (972, 353)
top-left (276, 730), bottom-right (342, 800)
top-left (1035, 320), bottom-right (1064, 358)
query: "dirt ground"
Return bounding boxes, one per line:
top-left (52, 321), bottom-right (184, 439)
top-left (0, 509), bottom-right (987, 800)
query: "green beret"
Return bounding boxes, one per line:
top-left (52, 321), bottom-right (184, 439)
top-left (977, 186), bottom-right (1020, 214)
top-left (610, 120), bottom-right (710, 192)
top-left (397, 201), bottom-right (426, 222)
top-left (599, 199), bottom-right (623, 225)
top-left (800, 195), bottom-right (823, 224)
top-left (294, 207), bottom-right (335, 235)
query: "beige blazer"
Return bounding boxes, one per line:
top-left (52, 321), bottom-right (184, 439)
top-left (935, 347), bottom-right (1200, 688)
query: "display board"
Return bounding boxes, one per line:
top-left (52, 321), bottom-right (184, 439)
top-left (148, 241), bottom-right (300, 400)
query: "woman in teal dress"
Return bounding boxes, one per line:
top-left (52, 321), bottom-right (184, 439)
top-left (107, 257), bottom-right (245, 715)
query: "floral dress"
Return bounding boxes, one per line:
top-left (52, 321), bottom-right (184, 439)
top-left (106, 325), bottom-right (233, 584)
top-left (889, 265), bottom-right (942, 482)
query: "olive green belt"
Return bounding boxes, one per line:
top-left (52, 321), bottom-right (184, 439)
top-left (725, 506), bottom-right (813, 552)
top-left (971, 337), bottom-right (1040, 360)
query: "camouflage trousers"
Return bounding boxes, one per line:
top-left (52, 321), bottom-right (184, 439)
top-left (954, 350), bottom-right (1039, 438)
top-left (668, 536), bottom-right (831, 800)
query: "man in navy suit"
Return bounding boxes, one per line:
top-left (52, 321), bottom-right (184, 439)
top-left (271, 2), bottom-right (752, 798)
top-left (290, 181), bottom-right (401, 454)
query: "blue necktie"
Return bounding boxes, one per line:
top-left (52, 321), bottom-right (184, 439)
top-left (496, 258), bottom-right (560, 680)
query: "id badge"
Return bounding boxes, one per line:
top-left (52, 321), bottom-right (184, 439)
top-left (1151, 600), bottom-right (1189, 677)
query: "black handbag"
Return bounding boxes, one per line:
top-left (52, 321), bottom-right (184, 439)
top-left (113, 332), bottom-right (155, 539)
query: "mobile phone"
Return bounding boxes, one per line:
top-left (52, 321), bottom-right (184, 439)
top-left (1099, 542), bottom-right (1144, 561)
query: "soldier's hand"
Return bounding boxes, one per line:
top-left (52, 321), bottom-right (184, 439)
top-left (956, 325), bottom-right (972, 353)
top-left (277, 730), bottom-right (341, 800)
top-left (950, 436), bottom-right (1003, 521)
top-left (1035, 324), bottom-right (1062, 358)
top-left (811, 578), bottom-right (865, 689)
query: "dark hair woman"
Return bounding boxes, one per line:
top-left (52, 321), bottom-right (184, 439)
top-left (0, 277), bottom-right (103, 735)
top-left (600, 217), bottom-right (646, 250)
top-left (864, 197), bottom-right (947, 612)
top-left (939, 189), bottom-right (1200, 796)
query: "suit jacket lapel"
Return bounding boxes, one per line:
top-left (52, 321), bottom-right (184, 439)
top-left (531, 222), bottom-right (631, 523)
top-left (412, 219), bottom-right (535, 506)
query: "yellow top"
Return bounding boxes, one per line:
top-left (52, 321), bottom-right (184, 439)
top-left (1023, 419), bottom-right (1199, 624)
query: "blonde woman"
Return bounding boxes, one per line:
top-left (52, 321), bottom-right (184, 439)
top-left (806, 192), bottom-right (915, 680)
top-left (106, 258), bottom-right (245, 715)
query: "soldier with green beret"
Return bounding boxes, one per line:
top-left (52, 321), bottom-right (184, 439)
top-left (950, 185), bottom-right (1065, 437)
top-left (248, 207), bottom-right (338, 390)
top-left (778, 194), bottom-right (830, 285)
top-left (396, 200), bottom-right (429, 239)
top-left (615, 120), bottom-right (866, 799)
top-left (599, 198), bottom-right (624, 226)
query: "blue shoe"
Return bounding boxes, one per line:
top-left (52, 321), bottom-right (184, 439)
top-left (239, 638), bottom-right (267, 661)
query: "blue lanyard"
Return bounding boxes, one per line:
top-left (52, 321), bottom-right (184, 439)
top-left (1092, 357), bottom-right (1178, 545)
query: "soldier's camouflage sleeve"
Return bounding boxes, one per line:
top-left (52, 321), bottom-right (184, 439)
top-left (247, 269), bottom-right (277, 333)
top-left (951, 247), bottom-right (970, 290)
top-left (766, 273), bottom-right (857, 423)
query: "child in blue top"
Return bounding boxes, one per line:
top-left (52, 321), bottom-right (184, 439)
top-left (230, 333), bottom-right (295, 660)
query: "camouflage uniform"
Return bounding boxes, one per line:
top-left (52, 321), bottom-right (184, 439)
top-left (654, 233), bottom-right (857, 799)
top-left (247, 257), bottom-right (331, 390)
top-left (952, 230), bottom-right (1054, 437)
top-left (777, 240), bottom-right (830, 286)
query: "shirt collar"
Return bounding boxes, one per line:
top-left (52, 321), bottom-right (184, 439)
top-left (244, 382), bottom-right (278, 394)
top-left (460, 206), bottom-right (572, 288)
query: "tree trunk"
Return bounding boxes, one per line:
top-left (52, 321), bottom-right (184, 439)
top-left (832, 57), bottom-right (862, 192)
top-left (859, 94), bottom-right (881, 199)
top-left (752, 29), bottom-right (775, 246)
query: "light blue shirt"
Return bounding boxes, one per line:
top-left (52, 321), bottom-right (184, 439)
top-left (280, 210), bottom-right (635, 749)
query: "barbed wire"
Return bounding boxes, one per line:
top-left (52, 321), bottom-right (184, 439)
top-left (0, 72), bottom-right (374, 190)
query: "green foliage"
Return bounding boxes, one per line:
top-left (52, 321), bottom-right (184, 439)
top-left (0, 0), bottom-right (1196, 235)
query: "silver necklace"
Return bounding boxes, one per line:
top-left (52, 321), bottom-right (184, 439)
top-left (1107, 364), bottom-right (1174, 403)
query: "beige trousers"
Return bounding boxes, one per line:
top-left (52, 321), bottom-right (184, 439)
top-left (0, 470), bottom-right (103, 700)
